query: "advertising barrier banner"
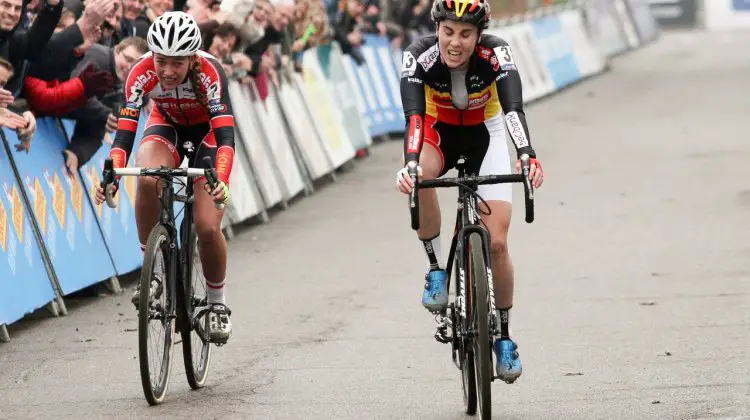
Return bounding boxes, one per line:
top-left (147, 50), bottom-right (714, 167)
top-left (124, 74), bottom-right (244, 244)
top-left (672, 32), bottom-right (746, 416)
top-left (647, 0), bottom-right (697, 27)
top-left (61, 120), bottom-right (143, 275)
top-left (301, 51), bottom-right (356, 168)
top-left (317, 43), bottom-right (372, 151)
top-left (0, 135), bottom-right (57, 325)
top-left (342, 35), bottom-right (405, 137)
top-left (6, 121), bottom-right (117, 295)
top-left (489, 22), bottom-right (557, 102)
top-left (531, 15), bottom-right (582, 89)
top-left (704, 0), bottom-right (750, 30)
top-left (249, 82), bottom-right (306, 201)
top-left (228, 81), bottom-right (284, 209)
top-left (222, 127), bottom-right (264, 225)
top-left (613, 0), bottom-right (642, 47)
top-left (626, 0), bottom-right (660, 43)
top-left (559, 10), bottom-right (607, 77)
top-left (277, 78), bottom-right (334, 180)
top-left (582, 0), bottom-right (631, 57)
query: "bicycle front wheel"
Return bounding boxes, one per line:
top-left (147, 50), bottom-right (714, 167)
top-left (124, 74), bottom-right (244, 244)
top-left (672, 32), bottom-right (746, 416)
top-left (138, 224), bottom-right (176, 406)
top-left (469, 233), bottom-right (492, 419)
top-left (179, 230), bottom-right (212, 389)
top-left (458, 239), bottom-right (477, 415)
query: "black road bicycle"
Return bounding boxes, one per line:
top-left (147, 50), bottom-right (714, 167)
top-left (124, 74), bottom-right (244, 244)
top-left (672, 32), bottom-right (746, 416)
top-left (101, 142), bottom-right (225, 406)
top-left (408, 154), bottom-right (535, 420)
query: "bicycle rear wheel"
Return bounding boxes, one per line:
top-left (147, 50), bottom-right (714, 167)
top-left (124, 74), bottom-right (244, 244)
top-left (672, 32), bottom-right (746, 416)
top-left (179, 230), bottom-right (212, 389)
top-left (469, 233), bottom-right (493, 419)
top-left (138, 224), bottom-right (176, 406)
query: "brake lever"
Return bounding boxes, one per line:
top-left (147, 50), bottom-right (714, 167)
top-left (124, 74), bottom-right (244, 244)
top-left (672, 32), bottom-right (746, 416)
top-left (101, 158), bottom-right (117, 209)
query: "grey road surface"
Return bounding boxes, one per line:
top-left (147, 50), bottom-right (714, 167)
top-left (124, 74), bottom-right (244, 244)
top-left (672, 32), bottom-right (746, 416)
top-left (2, 30), bottom-right (750, 420)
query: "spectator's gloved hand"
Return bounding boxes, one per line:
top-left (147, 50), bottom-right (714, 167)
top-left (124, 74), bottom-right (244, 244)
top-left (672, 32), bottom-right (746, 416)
top-left (79, 63), bottom-right (115, 98)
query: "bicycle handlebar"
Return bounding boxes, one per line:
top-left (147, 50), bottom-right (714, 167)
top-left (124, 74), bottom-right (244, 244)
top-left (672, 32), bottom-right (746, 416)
top-left (408, 154), bottom-right (535, 230)
top-left (101, 157), bottom-right (226, 210)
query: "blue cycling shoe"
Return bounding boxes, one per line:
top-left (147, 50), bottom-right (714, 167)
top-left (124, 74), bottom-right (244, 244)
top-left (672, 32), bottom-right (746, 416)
top-left (421, 269), bottom-right (449, 312)
top-left (494, 338), bottom-right (522, 384)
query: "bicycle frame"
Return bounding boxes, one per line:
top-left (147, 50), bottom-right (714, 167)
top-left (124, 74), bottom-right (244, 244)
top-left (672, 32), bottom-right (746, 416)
top-left (154, 171), bottom-right (196, 335)
top-left (440, 158), bottom-right (497, 365)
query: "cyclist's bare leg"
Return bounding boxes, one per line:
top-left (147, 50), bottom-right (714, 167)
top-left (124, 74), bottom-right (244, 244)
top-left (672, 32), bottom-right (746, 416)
top-left (480, 200), bottom-right (522, 382)
top-left (134, 141), bottom-right (177, 246)
top-left (194, 179), bottom-right (232, 342)
top-left (416, 143), bottom-right (443, 241)
top-left (130, 140), bottom-right (177, 307)
top-left (479, 200), bottom-right (514, 311)
top-left (194, 178), bottom-right (227, 292)
top-left (413, 143), bottom-right (451, 310)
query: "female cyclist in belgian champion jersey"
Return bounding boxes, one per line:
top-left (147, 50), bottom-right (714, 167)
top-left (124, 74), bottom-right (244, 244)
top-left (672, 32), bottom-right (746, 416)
top-left (395, 0), bottom-right (545, 384)
top-left (95, 11), bottom-right (235, 343)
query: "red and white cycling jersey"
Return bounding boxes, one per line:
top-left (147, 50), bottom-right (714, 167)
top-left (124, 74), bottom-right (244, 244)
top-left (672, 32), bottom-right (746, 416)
top-left (110, 50), bottom-right (235, 184)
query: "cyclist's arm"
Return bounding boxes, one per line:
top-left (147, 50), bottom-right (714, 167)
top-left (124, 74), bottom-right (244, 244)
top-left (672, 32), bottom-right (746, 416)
top-left (400, 47), bottom-right (427, 165)
top-left (492, 41), bottom-right (536, 159)
top-left (204, 57), bottom-right (235, 185)
top-left (110, 59), bottom-right (153, 173)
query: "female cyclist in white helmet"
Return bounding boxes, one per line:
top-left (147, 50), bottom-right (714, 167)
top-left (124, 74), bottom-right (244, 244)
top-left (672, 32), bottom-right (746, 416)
top-left (96, 11), bottom-right (237, 344)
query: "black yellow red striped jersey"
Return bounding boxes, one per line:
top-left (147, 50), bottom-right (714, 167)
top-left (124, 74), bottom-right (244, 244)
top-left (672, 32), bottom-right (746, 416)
top-left (400, 34), bottom-right (535, 162)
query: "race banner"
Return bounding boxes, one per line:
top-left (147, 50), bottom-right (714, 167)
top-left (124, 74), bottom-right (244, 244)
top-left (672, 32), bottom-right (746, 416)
top-left (4, 120), bottom-right (116, 296)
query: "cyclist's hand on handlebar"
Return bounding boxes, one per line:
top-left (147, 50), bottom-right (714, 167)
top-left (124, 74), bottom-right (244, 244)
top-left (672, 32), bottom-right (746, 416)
top-left (516, 158), bottom-right (544, 189)
top-left (94, 183), bottom-right (118, 206)
top-left (396, 162), bottom-right (422, 194)
top-left (208, 180), bottom-right (230, 205)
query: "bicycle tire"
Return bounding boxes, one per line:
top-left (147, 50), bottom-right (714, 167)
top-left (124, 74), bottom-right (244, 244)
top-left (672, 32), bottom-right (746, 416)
top-left (138, 224), bottom-right (176, 406)
top-left (458, 241), bottom-right (477, 415)
top-left (469, 233), bottom-right (492, 419)
top-left (179, 230), bottom-right (212, 389)
top-left (461, 350), bottom-right (478, 415)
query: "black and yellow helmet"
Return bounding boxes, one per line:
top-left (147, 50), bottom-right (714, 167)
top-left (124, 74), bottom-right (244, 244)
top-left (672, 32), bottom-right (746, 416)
top-left (431, 0), bottom-right (491, 30)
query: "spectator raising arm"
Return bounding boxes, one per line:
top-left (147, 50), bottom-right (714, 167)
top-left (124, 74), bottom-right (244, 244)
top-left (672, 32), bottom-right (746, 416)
top-left (24, 63), bottom-right (115, 116)
top-left (7, 0), bottom-right (64, 64)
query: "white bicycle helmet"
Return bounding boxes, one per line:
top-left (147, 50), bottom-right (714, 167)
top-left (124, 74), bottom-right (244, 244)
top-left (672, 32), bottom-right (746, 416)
top-left (147, 11), bottom-right (202, 57)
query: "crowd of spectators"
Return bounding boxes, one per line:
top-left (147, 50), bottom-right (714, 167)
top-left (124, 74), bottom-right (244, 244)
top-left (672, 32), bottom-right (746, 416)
top-left (0, 0), bottom-right (558, 172)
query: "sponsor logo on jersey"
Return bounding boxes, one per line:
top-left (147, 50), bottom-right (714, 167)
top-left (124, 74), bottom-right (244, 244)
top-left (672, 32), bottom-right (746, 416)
top-left (468, 91), bottom-right (491, 107)
top-left (489, 55), bottom-right (500, 72)
top-left (477, 46), bottom-right (492, 60)
top-left (506, 111), bottom-right (529, 148)
top-left (209, 103), bottom-right (227, 113)
top-left (407, 117), bottom-right (421, 153)
top-left (199, 73), bottom-right (221, 101)
top-left (407, 77), bottom-right (423, 84)
top-left (119, 107), bottom-right (139, 118)
top-left (401, 51), bottom-right (417, 77)
top-left (128, 69), bottom-right (157, 106)
top-left (418, 45), bottom-right (439, 71)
